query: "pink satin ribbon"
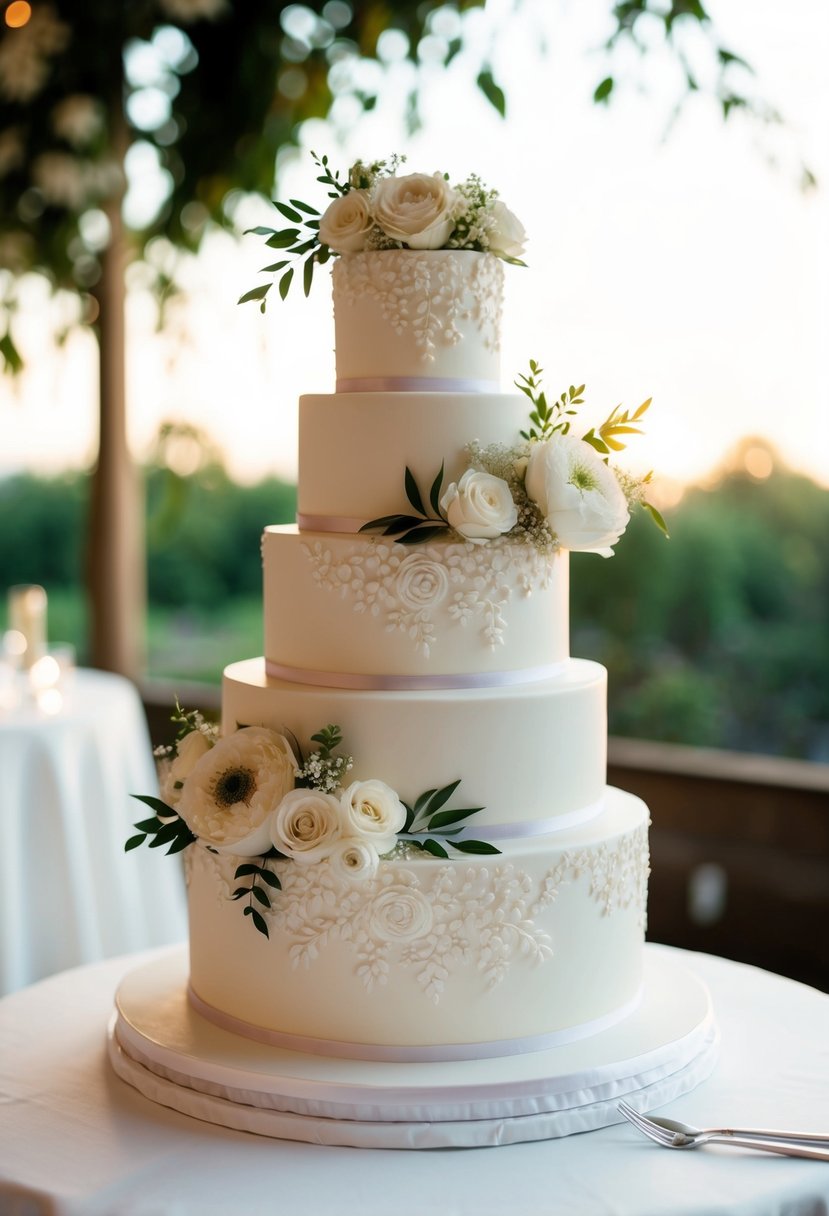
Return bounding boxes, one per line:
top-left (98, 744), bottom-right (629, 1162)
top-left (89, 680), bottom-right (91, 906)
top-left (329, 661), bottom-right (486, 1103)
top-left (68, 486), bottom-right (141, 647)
top-left (187, 985), bottom-right (644, 1063)
top-left (336, 376), bottom-right (499, 394)
top-left (264, 658), bottom-right (567, 690)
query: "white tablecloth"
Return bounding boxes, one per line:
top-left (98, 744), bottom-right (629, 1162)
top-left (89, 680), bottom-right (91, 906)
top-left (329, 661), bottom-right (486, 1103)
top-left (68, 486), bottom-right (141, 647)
top-left (0, 669), bottom-right (186, 994)
top-left (0, 946), bottom-right (827, 1216)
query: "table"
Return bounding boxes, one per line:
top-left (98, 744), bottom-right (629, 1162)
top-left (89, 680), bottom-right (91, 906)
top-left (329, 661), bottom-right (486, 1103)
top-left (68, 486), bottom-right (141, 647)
top-left (0, 946), bottom-right (827, 1216)
top-left (0, 668), bottom-right (187, 994)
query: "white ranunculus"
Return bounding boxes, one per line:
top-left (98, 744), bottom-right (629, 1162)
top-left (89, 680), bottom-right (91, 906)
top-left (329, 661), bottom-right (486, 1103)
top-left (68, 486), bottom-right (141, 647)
top-left (176, 726), bottom-right (298, 856)
top-left (341, 779), bottom-right (406, 851)
top-left (372, 172), bottom-right (458, 250)
top-left (319, 189), bottom-right (373, 253)
top-left (488, 199), bottom-right (527, 260)
top-left (395, 553), bottom-right (450, 610)
top-left (328, 838), bottom-right (380, 882)
top-left (368, 886), bottom-right (433, 942)
top-left (440, 469), bottom-right (518, 545)
top-left (159, 729), bottom-right (212, 807)
top-left (271, 788), bottom-right (342, 864)
top-left (525, 434), bottom-right (630, 556)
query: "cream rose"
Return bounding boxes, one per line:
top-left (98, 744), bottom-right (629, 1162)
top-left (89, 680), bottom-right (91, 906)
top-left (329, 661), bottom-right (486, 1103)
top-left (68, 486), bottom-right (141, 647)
top-left (395, 553), bottom-right (450, 610)
top-left (368, 887), bottom-right (433, 942)
top-left (328, 838), bottom-right (380, 882)
top-left (176, 727), bottom-right (298, 856)
top-left (440, 469), bottom-right (518, 544)
top-left (340, 779), bottom-right (406, 853)
top-left (525, 434), bottom-right (630, 555)
top-left (372, 172), bottom-right (458, 250)
top-left (271, 788), bottom-right (342, 864)
top-left (318, 189), bottom-right (373, 253)
top-left (162, 729), bottom-right (212, 805)
top-left (487, 199), bottom-right (527, 260)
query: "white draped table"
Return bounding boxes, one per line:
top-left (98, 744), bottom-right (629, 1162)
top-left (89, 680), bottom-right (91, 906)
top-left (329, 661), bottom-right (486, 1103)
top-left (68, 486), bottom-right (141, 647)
top-left (0, 668), bottom-right (186, 995)
top-left (0, 945), bottom-right (827, 1216)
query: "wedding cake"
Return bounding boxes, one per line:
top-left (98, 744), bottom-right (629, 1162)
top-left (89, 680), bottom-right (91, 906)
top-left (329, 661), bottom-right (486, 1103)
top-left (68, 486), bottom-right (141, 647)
top-left (116, 164), bottom-right (715, 1144)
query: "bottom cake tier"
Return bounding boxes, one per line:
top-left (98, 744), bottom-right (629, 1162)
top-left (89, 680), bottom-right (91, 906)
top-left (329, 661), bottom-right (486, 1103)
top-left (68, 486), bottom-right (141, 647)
top-left (187, 788), bottom-right (649, 1061)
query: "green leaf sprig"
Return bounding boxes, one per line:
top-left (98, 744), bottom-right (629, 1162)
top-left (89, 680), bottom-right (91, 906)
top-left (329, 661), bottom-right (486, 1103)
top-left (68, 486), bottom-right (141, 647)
top-left (400, 781), bottom-right (500, 858)
top-left (125, 795), bottom-right (196, 855)
top-left (231, 856), bottom-right (281, 939)
top-left (238, 152), bottom-right (341, 312)
top-left (360, 463), bottom-right (450, 545)
top-left (518, 360), bottom-right (585, 442)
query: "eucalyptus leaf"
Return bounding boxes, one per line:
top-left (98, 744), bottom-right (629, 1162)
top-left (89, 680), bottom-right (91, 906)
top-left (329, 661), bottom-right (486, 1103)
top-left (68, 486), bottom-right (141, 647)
top-left (131, 794), bottom-right (177, 819)
top-left (398, 525), bottom-right (448, 545)
top-left (422, 779), bottom-right (461, 818)
top-left (238, 283), bottom-right (272, 305)
top-left (427, 805), bottom-right (485, 831)
top-left (275, 202), bottom-right (303, 223)
top-left (429, 461), bottom-right (445, 517)
top-left (404, 467), bottom-right (426, 516)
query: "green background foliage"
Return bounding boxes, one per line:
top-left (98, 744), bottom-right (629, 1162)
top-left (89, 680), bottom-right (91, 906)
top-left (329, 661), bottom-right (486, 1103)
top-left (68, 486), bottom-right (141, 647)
top-left (1, 459), bottom-right (826, 761)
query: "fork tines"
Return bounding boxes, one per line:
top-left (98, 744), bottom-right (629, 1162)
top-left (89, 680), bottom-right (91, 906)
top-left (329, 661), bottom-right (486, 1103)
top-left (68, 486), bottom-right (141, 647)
top-left (617, 1100), bottom-right (674, 1145)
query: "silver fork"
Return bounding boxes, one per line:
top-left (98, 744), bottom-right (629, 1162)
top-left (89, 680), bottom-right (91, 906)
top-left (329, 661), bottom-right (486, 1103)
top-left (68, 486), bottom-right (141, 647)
top-left (617, 1100), bottom-right (829, 1161)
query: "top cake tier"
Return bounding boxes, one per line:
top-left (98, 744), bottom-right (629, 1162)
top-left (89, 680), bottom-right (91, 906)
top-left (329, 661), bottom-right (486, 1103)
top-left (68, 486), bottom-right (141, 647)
top-left (332, 250), bottom-right (504, 392)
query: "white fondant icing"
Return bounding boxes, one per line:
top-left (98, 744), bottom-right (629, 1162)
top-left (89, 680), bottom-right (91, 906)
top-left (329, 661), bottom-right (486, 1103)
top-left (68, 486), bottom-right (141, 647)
top-left (297, 391), bottom-right (529, 523)
top-left (222, 657), bottom-right (607, 831)
top-left (263, 526), bottom-right (569, 678)
top-left (186, 791), bottom-right (649, 1049)
top-left (332, 250), bottom-right (503, 386)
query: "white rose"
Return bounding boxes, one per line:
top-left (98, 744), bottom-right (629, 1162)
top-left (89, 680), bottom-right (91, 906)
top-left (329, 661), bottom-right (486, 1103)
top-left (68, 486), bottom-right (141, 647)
top-left (525, 434), bottom-right (630, 555)
top-left (271, 788), bottom-right (342, 864)
top-left (395, 553), bottom-right (450, 610)
top-left (372, 172), bottom-right (458, 250)
top-left (328, 838), bottom-right (380, 882)
top-left (319, 189), bottom-right (373, 253)
top-left (487, 199), bottom-right (527, 259)
top-left (176, 726), bottom-right (298, 856)
top-left (440, 469), bottom-right (518, 545)
top-left (368, 887), bottom-right (433, 942)
top-left (340, 779), bottom-right (406, 853)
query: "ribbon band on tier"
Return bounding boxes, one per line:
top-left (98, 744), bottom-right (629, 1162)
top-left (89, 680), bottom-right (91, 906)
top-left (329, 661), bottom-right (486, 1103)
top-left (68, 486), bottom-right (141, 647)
top-left (336, 376), bottom-right (500, 394)
top-left (187, 985), bottom-right (644, 1063)
top-left (264, 658), bottom-right (567, 691)
top-left (400, 798), bottom-right (605, 843)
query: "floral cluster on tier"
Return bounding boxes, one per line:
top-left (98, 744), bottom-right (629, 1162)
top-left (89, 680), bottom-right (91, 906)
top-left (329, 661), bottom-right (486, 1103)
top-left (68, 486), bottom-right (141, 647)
top-left (239, 152), bottom-right (526, 311)
top-left (128, 707), bottom-right (499, 937)
top-left (363, 361), bottom-right (668, 556)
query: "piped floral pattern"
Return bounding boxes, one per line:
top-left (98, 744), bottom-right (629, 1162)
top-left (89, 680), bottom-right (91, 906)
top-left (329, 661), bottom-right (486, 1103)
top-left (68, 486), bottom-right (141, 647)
top-left (303, 533), bottom-right (554, 656)
top-left (189, 821), bottom-right (649, 1002)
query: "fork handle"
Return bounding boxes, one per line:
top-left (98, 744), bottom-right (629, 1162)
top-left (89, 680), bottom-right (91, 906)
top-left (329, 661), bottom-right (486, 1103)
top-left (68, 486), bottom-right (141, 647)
top-left (710, 1135), bottom-right (829, 1161)
top-left (714, 1127), bottom-right (829, 1148)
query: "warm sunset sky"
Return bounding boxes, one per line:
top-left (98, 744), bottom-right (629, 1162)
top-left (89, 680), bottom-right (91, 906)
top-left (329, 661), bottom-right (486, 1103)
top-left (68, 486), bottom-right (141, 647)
top-left (3, 0), bottom-right (827, 499)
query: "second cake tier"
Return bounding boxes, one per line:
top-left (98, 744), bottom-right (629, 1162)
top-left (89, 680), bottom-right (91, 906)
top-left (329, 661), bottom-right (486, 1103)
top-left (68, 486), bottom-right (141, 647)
top-left (224, 657), bottom-right (607, 833)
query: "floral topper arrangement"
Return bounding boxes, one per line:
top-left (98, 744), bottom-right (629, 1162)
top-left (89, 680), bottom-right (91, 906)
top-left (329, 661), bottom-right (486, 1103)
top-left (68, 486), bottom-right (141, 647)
top-left (362, 360), bottom-right (668, 556)
top-left (128, 703), bottom-right (499, 938)
top-left (239, 152), bottom-right (527, 312)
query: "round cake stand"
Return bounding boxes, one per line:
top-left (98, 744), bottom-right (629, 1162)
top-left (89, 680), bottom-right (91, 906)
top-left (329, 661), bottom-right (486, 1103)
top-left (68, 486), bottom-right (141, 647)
top-left (108, 943), bottom-right (719, 1149)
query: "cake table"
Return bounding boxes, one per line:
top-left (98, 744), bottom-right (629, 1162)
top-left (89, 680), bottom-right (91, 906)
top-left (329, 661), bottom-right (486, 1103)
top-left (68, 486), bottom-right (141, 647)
top-left (1, 945), bottom-right (828, 1216)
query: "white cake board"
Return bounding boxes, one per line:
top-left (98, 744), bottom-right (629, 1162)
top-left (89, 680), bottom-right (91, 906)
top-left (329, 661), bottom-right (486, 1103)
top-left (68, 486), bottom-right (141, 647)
top-left (108, 943), bottom-right (718, 1149)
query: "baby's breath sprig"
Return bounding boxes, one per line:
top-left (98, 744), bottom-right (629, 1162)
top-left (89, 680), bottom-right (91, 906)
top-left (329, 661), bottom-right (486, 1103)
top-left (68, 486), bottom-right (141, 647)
top-left (295, 723), bottom-right (354, 795)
